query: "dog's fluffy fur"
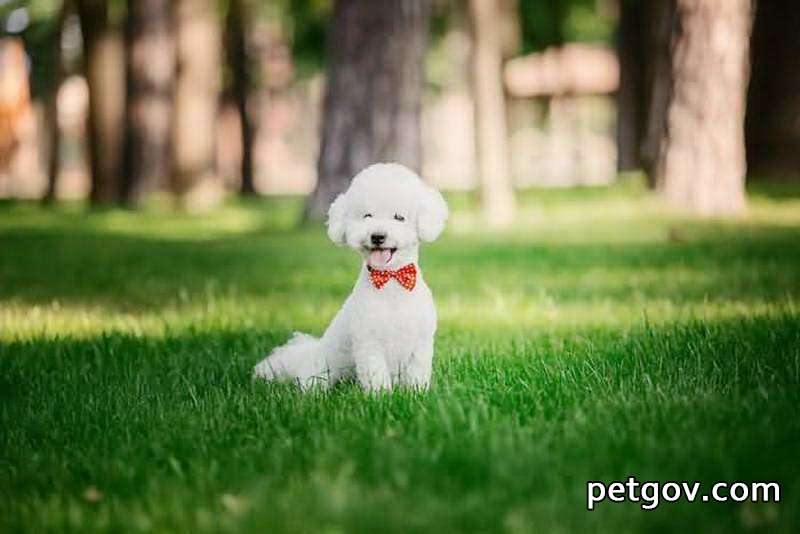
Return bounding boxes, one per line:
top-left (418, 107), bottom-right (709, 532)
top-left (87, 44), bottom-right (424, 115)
top-left (253, 163), bottom-right (448, 391)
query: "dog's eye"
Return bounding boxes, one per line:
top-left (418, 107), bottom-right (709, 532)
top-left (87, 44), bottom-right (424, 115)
top-left (363, 213), bottom-right (372, 219)
top-left (394, 214), bottom-right (405, 222)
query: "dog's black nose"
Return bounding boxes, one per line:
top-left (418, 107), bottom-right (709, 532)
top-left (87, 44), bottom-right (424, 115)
top-left (370, 233), bottom-right (386, 246)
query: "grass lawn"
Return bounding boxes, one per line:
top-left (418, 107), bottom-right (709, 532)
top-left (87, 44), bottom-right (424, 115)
top-left (1, 180), bottom-right (799, 532)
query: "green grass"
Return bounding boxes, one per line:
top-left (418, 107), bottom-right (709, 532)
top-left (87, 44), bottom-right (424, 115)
top-left (1, 182), bottom-right (800, 532)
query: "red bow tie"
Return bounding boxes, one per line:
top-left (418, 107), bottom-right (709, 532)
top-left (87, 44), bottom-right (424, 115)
top-left (368, 263), bottom-right (417, 291)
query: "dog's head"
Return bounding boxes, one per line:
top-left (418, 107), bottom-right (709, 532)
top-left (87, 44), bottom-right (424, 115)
top-left (326, 163), bottom-right (448, 269)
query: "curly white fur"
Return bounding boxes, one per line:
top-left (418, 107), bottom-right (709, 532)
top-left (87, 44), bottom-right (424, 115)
top-left (253, 163), bottom-right (448, 392)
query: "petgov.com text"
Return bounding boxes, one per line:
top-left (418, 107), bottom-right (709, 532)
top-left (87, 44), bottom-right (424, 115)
top-left (587, 477), bottom-right (780, 511)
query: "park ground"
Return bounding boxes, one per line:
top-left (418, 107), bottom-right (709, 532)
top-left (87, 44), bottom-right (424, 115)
top-left (1, 179), bottom-right (799, 532)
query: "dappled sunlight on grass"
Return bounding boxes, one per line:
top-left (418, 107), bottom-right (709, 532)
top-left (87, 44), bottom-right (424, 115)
top-left (2, 183), bottom-right (800, 532)
top-left (3, 291), bottom-right (795, 342)
top-left (2, 182), bottom-right (800, 340)
top-left (0, 196), bottom-right (304, 240)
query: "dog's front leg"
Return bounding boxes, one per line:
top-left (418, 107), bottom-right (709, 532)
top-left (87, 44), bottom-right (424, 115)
top-left (354, 342), bottom-right (392, 393)
top-left (400, 339), bottom-right (433, 390)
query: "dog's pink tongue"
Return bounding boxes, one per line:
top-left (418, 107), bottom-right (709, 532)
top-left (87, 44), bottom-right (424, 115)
top-left (368, 249), bottom-right (392, 268)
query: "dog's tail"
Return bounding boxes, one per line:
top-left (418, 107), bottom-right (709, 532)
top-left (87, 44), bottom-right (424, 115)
top-left (253, 332), bottom-right (329, 390)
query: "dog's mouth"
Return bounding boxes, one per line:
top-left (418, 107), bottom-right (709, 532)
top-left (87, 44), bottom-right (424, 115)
top-left (367, 247), bottom-right (396, 268)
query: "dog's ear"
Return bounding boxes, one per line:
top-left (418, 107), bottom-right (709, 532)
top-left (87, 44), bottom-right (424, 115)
top-left (326, 192), bottom-right (348, 244)
top-left (417, 183), bottom-right (448, 242)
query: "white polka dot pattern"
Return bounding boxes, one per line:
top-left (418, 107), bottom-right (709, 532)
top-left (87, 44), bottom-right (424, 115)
top-left (368, 263), bottom-right (417, 291)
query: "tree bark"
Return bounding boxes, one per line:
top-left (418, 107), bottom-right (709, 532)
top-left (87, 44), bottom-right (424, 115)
top-left (172, 0), bottom-right (222, 207)
top-left (745, 0), bottom-right (800, 179)
top-left (121, 0), bottom-right (175, 204)
top-left (225, 0), bottom-right (256, 195)
top-left (76, 0), bottom-right (126, 204)
top-left (469, 0), bottom-right (515, 226)
top-left (647, 0), bottom-right (753, 215)
top-left (305, 0), bottom-right (430, 221)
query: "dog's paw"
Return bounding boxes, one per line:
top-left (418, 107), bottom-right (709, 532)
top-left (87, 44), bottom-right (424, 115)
top-left (252, 358), bottom-right (276, 381)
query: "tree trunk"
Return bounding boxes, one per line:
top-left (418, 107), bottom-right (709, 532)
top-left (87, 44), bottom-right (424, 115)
top-left (44, 86), bottom-right (61, 202)
top-left (225, 0), bottom-right (256, 195)
top-left (305, 0), bottom-right (430, 221)
top-left (469, 0), bottom-right (515, 226)
top-left (616, 0), bottom-right (645, 172)
top-left (648, 0), bottom-right (753, 215)
top-left (121, 0), bottom-right (175, 204)
top-left (745, 0), bottom-right (800, 179)
top-left (640, 0), bottom-right (676, 189)
top-left (619, 0), bottom-right (673, 179)
top-left (44, 1), bottom-right (69, 203)
top-left (76, 0), bottom-right (125, 204)
top-left (172, 0), bottom-right (222, 208)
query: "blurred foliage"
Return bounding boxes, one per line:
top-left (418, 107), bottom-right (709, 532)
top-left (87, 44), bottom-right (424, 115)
top-left (519, 0), bottom-right (616, 53)
top-left (519, 0), bottom-right (567, 50)
top-left (562, 0), bottom-right (616, 44)
top-left (284, 0), bottom-right (331, 77)
top-left (2, 0), bottom-right (126, 98)
top-left (6, 0), bottom-right (617, 97)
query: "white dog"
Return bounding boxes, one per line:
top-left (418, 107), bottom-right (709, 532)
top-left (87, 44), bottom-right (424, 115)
top-left (253, 163), bottom-right (448, 392)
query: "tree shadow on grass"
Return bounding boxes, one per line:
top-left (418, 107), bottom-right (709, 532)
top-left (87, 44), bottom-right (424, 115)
top-left (747, 180), bottom-right (800, 201)
top-left (2, 220), bottom-right (800, 313)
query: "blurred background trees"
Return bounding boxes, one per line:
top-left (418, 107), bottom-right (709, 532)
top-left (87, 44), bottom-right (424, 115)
top-left (305, 0), bottom-right (430, 220)
top-left (469, 0), bottom-right (516, 226)
top-left (648, 0), bottom-right (752, 215)
top-left (75, 0), bottom-right (124, 203)
top-left (746, 0), bottom-right (800, 180)
top-left (225, 0), bottom-right (256, 196)
top-left (615, 0), bottom-right (644, 174)
top-left (0, 0), bottom-right (797, 221)
top-left (171, 0), bottom-right (222, 210)
top-left (121, 0), bottom-right (174, 204)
